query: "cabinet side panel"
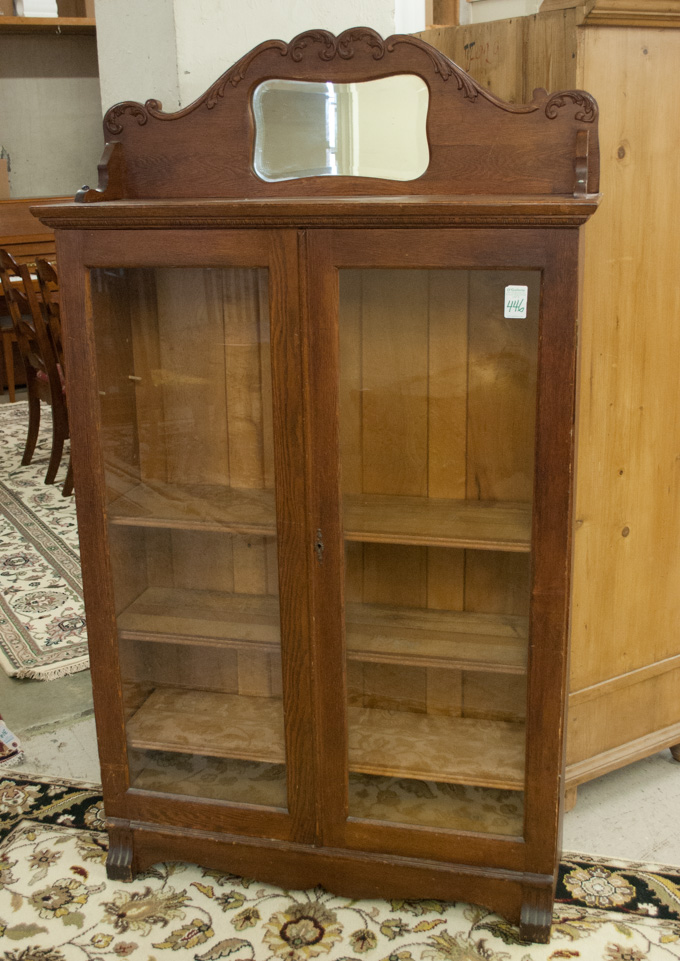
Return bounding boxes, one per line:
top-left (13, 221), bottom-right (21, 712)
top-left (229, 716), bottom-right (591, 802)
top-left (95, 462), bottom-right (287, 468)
top-left (572, 27), bottom-right (680, 691)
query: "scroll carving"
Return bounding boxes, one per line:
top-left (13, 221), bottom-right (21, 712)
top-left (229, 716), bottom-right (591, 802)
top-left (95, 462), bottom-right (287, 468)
top-left (105, 102), bottom-right (149, 136)
top-left (545, 91), bottom-right (598, 124)
top-left (103, 27), bottom-right (552, 135)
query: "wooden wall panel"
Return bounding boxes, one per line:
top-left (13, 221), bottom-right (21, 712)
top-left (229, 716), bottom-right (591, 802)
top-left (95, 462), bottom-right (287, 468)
top-left (465, 551), bottom-right (531, 615)
top-left (91, 268), bottom-right (141, 496)
top-left (338, 271), bottom-right (364, 495)
top-left (169, 530), bottom-right (235, 593)
top-left (463, 673), bottom-right (527, 722)
top-left (361, 270), bottom-right (429, 497)
top-left (338, 267), bottom-right (531, 724)
top-left (466, 270), bottom-right (538, 502)
top-left (128, 270), bottom-right (165, 485)
top-left (223, 269), bottom-right (269, 489)
top-left (572, 27), bottom-right (680, 685)
top-left (154, 268), bottom-right (229, 486)
top-left (427, 270), bottom-right (469, 499)
top-left (108, 526), bottom-right (148, 616)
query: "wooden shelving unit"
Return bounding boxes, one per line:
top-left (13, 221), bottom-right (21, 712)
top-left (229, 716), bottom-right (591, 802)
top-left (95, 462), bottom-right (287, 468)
top-left (38, 26), bottom-right (599, 940)
top-left (0, 16), bottom-right (95, 33)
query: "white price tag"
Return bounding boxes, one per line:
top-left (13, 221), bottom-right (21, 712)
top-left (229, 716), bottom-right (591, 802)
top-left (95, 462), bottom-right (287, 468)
top-left (504, 285), bottom-right (528, 319)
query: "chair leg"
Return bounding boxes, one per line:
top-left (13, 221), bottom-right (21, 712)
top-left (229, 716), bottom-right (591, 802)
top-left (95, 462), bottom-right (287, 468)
top-left (45, 420), bottom-right (65, 485)
top-left (62, 458), bottom-right (73, 497)
top-left (22, 392), bottom-right (41, 465)
top-left (3, 334), bottom-right (15, 403)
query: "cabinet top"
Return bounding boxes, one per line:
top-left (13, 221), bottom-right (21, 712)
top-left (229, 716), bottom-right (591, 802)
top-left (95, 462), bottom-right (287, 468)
top-left (35, 27), bottom-right (600, 220)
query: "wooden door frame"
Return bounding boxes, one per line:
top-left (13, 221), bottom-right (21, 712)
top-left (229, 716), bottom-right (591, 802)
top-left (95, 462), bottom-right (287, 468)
top-left (56, 227), bottom-right (317, 866)
top-left (303, 226), bottom-right (580, 877)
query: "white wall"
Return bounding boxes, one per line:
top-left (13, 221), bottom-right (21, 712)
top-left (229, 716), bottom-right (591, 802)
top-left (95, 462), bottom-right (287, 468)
top-left (460, 0), bottom-right (541, 24)
top-left (95, 0), bottom-right (428, 111)
top-left (0, 34), bottom-right (102, 198)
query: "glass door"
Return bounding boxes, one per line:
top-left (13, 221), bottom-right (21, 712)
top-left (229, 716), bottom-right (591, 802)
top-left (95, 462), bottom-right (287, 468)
top-left (339, 266), bottom-right (536, 836)
top-left (83, 230), bottom-right (312, 838)
top-left (308, 228), bottom-right (575, 866)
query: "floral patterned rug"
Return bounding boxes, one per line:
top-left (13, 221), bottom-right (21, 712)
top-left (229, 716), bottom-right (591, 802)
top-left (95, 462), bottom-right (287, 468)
top-left (0, 775), bottom-right (678, 961)
top-left (0, 402), bottom-right (87, 680)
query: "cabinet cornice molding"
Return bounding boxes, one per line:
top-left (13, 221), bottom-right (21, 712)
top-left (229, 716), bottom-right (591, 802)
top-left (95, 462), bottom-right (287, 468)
top-left (31, 196), bottom-right (600, 231)
top-left (539, 0), bottom-right (680, 27)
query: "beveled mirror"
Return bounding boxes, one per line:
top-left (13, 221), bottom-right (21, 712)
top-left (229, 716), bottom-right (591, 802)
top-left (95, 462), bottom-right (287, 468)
top-left (252, 75), bottom-right (429, 182)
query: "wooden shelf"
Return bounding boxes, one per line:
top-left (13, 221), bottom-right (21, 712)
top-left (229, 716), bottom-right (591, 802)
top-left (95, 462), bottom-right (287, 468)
top-left (345, 493), bottom-right (531, 552)
top-left (348, 773), bottom-right (523, 835)
top-left (118, 588), bottom-right (281, 651)
top-left (127, 689), bottom-right (285, 764)
top-left (347, 602), bottom-right (528, 674)
top-left (108, 482), bottom-right (277, 536)
top-left (126, 688), bottom-right (525, 790)
top-left (351, 708), bottom-right (524, 790)
top-left (0, 16), bottom-right (95, 34)
top-left (118, 587), bottom-right (528, 675)
top-left (129, 750), bottom-right (287, 809)
top-left (108, 480), bottom-right (531, 551)
top-left (128, 748), bottom-right (521, 833)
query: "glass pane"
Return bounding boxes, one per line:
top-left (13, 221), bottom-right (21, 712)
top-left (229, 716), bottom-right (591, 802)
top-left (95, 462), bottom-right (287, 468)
top-left (339, 269), bottom-right (539, 836)
top-left (253, 76), bottom-right (429, 182)
top-left (91, 266), bottom-right (286, 809)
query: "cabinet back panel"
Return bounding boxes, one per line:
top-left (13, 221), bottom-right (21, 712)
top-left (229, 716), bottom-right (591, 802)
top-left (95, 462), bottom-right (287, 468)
top-left (337, 267), bottom-right (535, 823)
top-left (91, 269), bottom-right (142, 497)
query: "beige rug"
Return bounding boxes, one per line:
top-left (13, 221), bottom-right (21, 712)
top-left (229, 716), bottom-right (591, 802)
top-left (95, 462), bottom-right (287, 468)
top-left (0, 403), bottom-right (86, 680)
top-left (0, 774), bottom-right (679, 960)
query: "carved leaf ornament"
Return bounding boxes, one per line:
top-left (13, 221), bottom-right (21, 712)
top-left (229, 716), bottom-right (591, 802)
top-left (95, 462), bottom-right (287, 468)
top-left (103, 27), bottom-right (597, 136)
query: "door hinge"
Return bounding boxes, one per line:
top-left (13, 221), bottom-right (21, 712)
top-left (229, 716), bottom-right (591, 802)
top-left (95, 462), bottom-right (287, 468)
top-left (314, 529), bottom-right (324, 564)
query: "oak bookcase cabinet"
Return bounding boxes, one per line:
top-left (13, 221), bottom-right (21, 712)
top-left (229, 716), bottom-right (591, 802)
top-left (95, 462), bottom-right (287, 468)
top-left (34, 29), bottom-right (600, 943)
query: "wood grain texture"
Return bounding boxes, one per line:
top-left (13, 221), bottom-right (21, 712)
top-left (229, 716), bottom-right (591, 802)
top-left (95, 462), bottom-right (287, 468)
top-left (76, 28), bottom-right (598, 202)
top-left (33, 196), bottom-right (600, 231)
top-left (127, 817), bottom-right (550, 924)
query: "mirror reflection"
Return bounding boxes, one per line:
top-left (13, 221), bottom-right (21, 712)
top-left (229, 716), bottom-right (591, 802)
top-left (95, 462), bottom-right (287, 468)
top-left (252, 75), bottom-right (429, 183)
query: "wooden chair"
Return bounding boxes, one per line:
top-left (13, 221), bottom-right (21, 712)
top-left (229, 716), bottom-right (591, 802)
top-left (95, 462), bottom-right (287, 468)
top-left (0, 306), bottom-right (17, 403)
top-left (35, 260), bottom-right (63, 363)
top-left (0, 197), bottom-right (59, 404)
top-left (0, 249), bottom-right (70, 494)
top-left (35, 259), bottom-right (72, 497)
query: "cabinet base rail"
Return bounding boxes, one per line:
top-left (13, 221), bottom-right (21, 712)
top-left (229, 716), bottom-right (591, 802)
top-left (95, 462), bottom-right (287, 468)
top-left (106, 816), bottom-right (556, 944)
